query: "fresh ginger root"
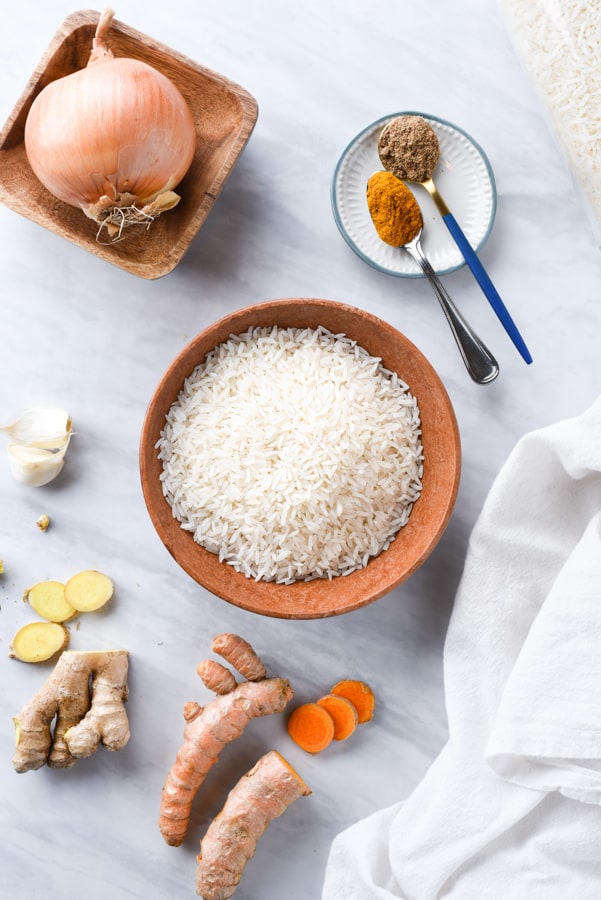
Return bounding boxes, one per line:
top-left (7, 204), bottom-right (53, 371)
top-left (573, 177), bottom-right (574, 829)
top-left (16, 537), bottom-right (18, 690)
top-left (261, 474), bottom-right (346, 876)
top-left (12, 649), bottom-right (130, 772)
top-left (9, 621), bottom-right (70, 662)
top-left (196, 750), bottom-right (310, 900)
top-left (160, 635), bottom-right (293, 847)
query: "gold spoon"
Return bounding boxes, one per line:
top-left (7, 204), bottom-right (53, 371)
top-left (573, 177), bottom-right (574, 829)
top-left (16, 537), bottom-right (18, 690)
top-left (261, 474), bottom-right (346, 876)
top-left (378, 116), bottom-right (532, 365)
top-left (367, 172), bottom-right (499, 384)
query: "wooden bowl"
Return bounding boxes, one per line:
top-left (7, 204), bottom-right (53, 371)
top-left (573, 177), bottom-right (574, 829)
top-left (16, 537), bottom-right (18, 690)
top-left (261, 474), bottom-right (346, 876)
top-left (0, 10), bottom-right (258, 279)
top-left (140, 298), bottom-right (461, 618)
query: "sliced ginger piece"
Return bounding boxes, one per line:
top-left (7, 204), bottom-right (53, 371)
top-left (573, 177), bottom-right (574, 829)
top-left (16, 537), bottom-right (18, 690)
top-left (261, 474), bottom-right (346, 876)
top-left (64, 569), bottom-right (113, 612)
top-left (330, 679), bottom-right (375, 724)
top-left (9, 621), bottom-right (69, 663)
top-left (316, 693), bottom-right (358, 741)
top-left (24, 580), bottom-right (77, 623)
top-left (287, 701), bottom-right (335, 754)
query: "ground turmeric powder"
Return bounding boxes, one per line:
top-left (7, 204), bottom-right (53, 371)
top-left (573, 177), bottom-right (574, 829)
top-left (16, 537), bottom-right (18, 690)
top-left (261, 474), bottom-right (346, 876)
top-left (366, 170), bottom-right (423, 246)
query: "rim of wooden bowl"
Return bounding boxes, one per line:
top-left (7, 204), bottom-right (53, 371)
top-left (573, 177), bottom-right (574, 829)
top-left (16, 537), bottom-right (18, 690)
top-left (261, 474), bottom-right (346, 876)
top-left (139, 298), bottom-right (461, 618)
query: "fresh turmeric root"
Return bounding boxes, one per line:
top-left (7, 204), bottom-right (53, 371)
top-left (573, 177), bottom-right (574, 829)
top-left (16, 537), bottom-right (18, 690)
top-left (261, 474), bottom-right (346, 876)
top-left (196, 750), bottom-right (310, 900)
top-left (197, 659), bottom-right (237, 695)
top-left (211, 633), bottom-right (266, 682)
top-left (287, 702), bottom-right (335, 754)
top-left (12, 649), bottom-right (130, 772)
top-left (331, 679), bottom-right (376, 723)
top-left (160, 637), bottom-right (293, 847)
top-left (316, 693), bottom-right (358, 741)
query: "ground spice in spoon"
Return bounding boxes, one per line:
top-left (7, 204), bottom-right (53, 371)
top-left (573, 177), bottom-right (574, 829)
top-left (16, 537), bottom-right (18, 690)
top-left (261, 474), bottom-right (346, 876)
top-left (378, 115), bottom-right (440, 183)
top-left (366, 171), bottom-right (422, 246)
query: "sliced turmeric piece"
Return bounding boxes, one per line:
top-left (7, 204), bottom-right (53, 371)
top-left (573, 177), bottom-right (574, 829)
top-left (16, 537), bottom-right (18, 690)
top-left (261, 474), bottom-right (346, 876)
top-left (330, 679), bottom-right (375, 723)
top-left (316, 693), bottom-right (358, 741)
top-left (9, 621), bottom-right (70, 663)
top-left (287, 702), bottom-right (335, 754)
top-left (64, 569), bottom-right (113, 612)
top-left (196, 750), bottom-right (311, 900)
top-left (24, 580), bottom-right (77, 623)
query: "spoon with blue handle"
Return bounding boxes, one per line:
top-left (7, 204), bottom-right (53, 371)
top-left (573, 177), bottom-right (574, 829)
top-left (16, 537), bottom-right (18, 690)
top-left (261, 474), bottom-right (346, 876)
top-left (378, 117), bottom-right (533, 365)
top-left (366, 171), bottom-right (499, 384)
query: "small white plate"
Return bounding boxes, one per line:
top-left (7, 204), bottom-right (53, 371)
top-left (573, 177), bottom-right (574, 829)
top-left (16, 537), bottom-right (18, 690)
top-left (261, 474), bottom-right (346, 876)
top-left (331, 111), bottom-right (497, 277)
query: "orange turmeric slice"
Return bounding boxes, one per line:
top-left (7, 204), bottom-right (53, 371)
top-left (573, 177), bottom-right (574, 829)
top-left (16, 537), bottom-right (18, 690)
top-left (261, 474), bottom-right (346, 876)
top-left (316, 694), bottom-right (358, 741)
top-left (330, 679), bottom-right (375, 724)
top-left (287, 702), bottom-right (335, 754)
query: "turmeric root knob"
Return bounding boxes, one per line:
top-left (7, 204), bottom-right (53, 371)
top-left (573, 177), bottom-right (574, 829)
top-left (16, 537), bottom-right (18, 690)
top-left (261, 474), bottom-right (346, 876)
top-left (211, 633), bottom-right (266, 682)
top-left (195, 750), bottom-right (311, 900)
top-left (197, 659), bottom-right (237, 695)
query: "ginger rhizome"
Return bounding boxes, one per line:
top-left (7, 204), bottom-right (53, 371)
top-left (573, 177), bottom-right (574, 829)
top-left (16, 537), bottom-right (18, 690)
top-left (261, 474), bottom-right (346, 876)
top-left (196, 750), bottom-right (310, 900)
top-left (160, 634), bottom-right (293, 847)
top-left (12, 649), bottom-right (130, 772)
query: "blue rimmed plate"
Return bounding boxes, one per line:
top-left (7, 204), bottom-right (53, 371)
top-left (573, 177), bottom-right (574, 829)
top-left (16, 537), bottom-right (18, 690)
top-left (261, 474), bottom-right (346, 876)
top-left (331, 111), bottom-right (497, 277)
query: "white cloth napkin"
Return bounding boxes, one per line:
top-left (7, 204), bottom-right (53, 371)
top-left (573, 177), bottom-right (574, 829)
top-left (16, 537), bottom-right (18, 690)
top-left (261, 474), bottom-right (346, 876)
top-left (322, 395), bottom-right (601, 900)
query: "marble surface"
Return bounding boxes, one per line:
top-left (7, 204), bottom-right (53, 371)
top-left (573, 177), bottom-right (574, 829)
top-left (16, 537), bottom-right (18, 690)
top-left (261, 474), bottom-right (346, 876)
top-left (1, 2), bottom-right (600, 899)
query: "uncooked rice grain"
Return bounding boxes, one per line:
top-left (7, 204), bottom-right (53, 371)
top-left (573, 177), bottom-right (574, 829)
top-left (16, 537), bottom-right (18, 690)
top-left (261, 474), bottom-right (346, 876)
top-left (157, 325), bottom-right (423, 584)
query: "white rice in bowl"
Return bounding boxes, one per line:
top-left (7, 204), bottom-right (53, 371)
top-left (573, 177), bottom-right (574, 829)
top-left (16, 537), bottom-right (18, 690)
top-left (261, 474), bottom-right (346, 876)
top-left (157, 325), bottom-right (423, 584)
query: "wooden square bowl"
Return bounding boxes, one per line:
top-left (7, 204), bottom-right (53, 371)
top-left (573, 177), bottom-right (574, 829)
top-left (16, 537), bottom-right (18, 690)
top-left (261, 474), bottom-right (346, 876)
top-left (0, 10), bottom-right (258, 279)
top-left (140, 298), bottom-right (461, 619)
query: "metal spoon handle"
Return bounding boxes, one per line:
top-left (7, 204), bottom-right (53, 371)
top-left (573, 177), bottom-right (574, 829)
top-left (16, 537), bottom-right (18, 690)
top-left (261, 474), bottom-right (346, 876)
top-left (420, 179), bottom-right (532, 365)
top-left (405, 239), bottom-right (499, 384)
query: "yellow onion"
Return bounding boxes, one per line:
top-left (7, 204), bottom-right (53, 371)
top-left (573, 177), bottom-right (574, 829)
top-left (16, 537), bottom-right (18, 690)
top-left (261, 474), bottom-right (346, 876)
top-left (24, 8), bottom-right (196, 238)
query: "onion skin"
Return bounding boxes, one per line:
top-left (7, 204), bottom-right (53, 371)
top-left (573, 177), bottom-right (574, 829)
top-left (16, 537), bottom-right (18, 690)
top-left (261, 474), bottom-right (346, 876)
top-left (23, 10), bottom-right (196, 234)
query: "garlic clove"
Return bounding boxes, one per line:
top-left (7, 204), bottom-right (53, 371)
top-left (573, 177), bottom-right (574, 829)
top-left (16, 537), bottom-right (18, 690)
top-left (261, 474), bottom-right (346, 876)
top-left (36, 514), bottom-right (51, 532)
top-left (7, 441), bottom-right (69, 487)
top-left (0, 407), bottom-right (72, 450)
